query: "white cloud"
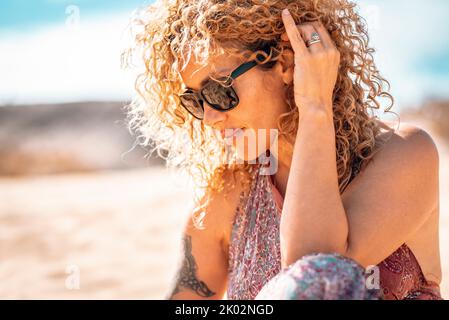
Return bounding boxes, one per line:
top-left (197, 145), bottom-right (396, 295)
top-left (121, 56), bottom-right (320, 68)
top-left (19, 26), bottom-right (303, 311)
top-left (0, 12), bottom-right (138, 105)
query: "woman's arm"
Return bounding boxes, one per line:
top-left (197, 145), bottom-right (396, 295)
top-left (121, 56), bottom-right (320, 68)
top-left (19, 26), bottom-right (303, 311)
top-left (166, 193), bottom-right (229, 300)
top-left (281, 113), bottom-right (439, 269)
top-left (166, 169), bottom-right (246, 299)
top-left (280, 108), bottom-right (348, 268)
top-left (279, 10), bottom-right (439, 269)
top-left (167, 231), bottom-right (228, 299)
top-left (279, 11), bottom-right (348, 268)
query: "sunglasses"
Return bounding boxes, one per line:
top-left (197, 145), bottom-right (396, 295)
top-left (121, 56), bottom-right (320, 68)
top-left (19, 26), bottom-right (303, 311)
top-left (178, 47), bottom-right (272, 120)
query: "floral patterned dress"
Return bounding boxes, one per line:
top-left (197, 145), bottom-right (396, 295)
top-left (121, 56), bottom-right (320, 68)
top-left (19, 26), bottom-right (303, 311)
top-left (226, 163), bottom-right (442, 300)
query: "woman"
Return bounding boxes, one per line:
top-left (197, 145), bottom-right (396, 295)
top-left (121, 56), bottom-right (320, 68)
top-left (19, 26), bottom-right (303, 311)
top-left (124, 0), bottom-right (442, 299)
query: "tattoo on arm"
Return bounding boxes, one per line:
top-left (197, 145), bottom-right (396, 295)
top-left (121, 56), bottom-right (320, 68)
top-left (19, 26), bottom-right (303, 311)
top-left (166, 234), bottom-right (216, 299)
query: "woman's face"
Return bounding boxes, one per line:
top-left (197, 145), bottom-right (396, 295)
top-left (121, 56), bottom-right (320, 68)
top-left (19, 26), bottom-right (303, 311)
top-left (179, 50), bottom-right (294, 162)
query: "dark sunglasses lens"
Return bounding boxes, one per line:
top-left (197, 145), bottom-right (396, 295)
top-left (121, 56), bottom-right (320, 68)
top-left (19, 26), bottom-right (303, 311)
top-left (201, 80), bottom-right (238, 110)
top-left (180, 94), bottom-right (203, 119)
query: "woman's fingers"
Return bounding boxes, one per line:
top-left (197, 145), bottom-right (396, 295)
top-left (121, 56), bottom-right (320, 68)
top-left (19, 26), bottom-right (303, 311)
top-left (281, 9), bottom-right (328, 55)
top-left (310, 21), bottom-right (336, 50)
top-left (298, 24), bottom-right (324, 53)
top-left (279, 9), bottom-right (340, 110)
top-left (281, 9), bottom-right (308, 56)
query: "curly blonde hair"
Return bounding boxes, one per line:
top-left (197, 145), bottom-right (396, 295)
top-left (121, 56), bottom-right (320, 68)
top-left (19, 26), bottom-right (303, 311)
top-left (122, 0), bottom-right (399, 225)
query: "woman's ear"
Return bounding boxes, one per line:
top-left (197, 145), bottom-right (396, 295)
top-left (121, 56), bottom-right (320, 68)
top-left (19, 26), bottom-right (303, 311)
top-left (275, 46), bottom-right (294, 86)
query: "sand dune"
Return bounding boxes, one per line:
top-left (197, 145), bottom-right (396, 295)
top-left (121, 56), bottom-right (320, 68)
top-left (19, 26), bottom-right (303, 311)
top-left (0, 167), bottom-right (194, 299)
top-left (0, 102), bottom-right (162, 176)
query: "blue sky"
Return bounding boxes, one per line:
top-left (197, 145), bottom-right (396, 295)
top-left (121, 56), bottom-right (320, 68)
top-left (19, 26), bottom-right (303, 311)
top-left (0, 0), bottom-right (448, 111)
top-left (358, 0), bottom-right (449, 111)
top-left (0, 0), bottom-right (148, 31)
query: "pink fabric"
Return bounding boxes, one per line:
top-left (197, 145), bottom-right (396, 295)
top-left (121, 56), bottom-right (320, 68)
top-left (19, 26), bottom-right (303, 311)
top-left (227, 164), bottom-right (442, 300)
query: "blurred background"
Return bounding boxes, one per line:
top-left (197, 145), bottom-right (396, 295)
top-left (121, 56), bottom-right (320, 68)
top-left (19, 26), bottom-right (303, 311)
top-left (0, 0), bottom-right (448, 299)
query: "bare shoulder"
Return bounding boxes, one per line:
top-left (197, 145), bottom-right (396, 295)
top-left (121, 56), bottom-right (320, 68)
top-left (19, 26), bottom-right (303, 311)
top-left (341, 120), bottom-right (441, 278)
top-left (345, 119), bottom-right (440, 209)
top-left (356, 119), bottom-right (440, 219)
top-left (376, 121), bottom-right (442, 282)
top-left (195, 166), bottom-right (252, 251)
top-left (215, 167), bottom-right (253, 253)
top-left (371, 120), bottom-right (439, 168)
top-left (167, 168), bottom-right (250, 299)
top-left (167, 167), bottom-right (253, 299)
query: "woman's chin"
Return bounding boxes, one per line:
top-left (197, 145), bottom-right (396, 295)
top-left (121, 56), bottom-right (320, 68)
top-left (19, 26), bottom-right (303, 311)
top-left (235, 145), bottom-right (269, 163)
top-left (224, 128), bottom-right (277, 164)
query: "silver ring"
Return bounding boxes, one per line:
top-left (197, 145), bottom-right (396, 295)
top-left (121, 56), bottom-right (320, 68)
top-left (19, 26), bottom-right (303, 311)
top-left (306, 32), bottom-right (321, 47)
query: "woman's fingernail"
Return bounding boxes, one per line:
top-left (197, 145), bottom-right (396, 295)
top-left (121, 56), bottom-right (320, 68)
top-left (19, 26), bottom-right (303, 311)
top-left (282, 9), bottom-right (290, 15)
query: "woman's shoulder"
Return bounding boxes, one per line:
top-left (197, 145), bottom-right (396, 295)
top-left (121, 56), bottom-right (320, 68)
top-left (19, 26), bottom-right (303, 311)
top-left (370, 119), bottom-right (439, 169)
top-left (376, 120), bottom-right (441, 283)
top-left (345, 119), bottom-right (439, 212)
top-left (376, 119), bottom-right (438, 152)
top-left (185, 166), bottom-right (251, 255)
top-left (188, 165), bottom-right (255, 245)
top-left (209, 165), bottom-right (256, 252)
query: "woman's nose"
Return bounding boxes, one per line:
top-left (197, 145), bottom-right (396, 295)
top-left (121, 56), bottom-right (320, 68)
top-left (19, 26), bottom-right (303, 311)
top-left (202, 103), bottom-right (226, 127)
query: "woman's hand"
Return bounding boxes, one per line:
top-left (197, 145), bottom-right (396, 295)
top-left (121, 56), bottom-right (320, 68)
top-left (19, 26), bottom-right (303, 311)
top-left (280, 8), bottom-right (340, 117)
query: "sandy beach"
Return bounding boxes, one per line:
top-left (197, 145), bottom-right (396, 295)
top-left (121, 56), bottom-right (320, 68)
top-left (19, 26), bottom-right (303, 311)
top-left (0, 119), bottom-right (448, 299)
top-left (0, 166), bottom-right (195, 299)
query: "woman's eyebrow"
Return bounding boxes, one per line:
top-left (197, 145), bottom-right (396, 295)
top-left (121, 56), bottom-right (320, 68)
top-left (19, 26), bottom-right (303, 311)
top-left (200, 76), bottom-right (212, 86)
top-left (202, 68), bottom-right (232, 84)
top-left (185, 67), bottom-right (232, 91)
